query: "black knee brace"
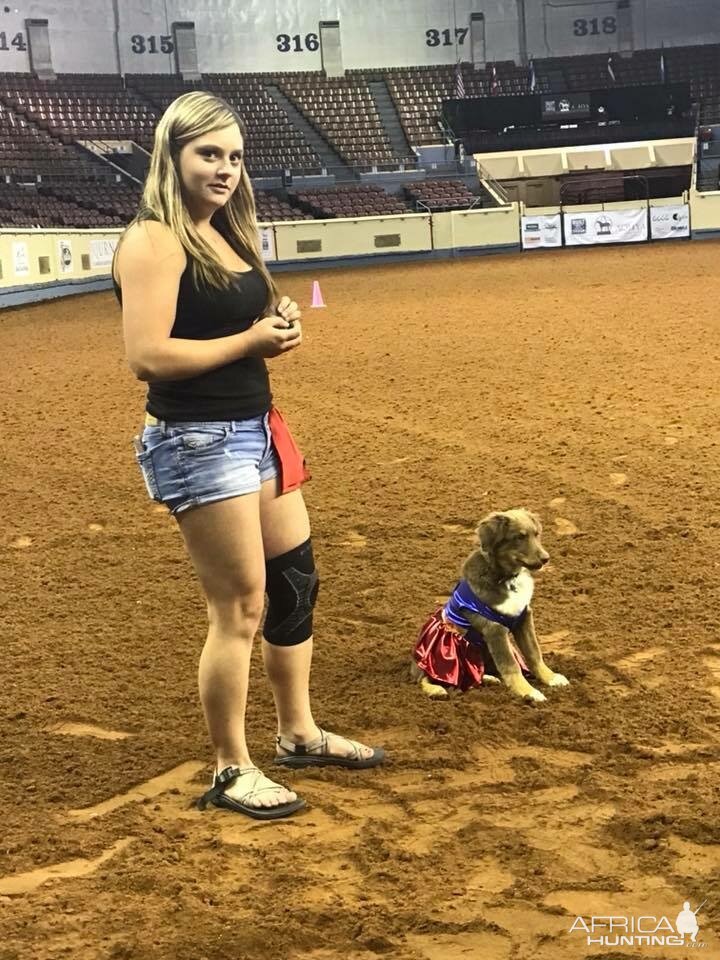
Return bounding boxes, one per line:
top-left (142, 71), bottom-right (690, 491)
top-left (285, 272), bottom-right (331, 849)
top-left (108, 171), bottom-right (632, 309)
top-left (264, 538), bottom-right (319, 646)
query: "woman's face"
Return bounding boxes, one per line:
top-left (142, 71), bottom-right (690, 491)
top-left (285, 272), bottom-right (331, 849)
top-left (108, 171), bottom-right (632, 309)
top-left (177, 123), bottom-right (244, 215)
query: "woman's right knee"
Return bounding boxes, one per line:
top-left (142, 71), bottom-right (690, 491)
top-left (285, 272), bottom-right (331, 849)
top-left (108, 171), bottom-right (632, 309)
top-left (206, 591), bottom-right (265, 637)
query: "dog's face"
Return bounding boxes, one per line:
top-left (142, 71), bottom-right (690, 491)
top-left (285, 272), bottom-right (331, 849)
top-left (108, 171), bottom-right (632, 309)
top-left (476, 509), bottom-right (549, 575)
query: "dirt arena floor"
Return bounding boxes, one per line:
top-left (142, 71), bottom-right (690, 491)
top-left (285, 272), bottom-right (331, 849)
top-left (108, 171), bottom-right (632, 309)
top-left (1, 240), bottom-right (720, 959)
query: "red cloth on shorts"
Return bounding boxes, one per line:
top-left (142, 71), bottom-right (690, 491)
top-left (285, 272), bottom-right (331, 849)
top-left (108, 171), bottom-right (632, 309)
top-left (414, 608), bottom-right (528, 692)
top-left (268, 406), bottom-right (311, 494)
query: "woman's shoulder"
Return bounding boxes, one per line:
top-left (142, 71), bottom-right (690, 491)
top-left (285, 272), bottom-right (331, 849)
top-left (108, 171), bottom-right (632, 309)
top-left (118, 217), bottom-right (187, 273)
top-left (122, 216), bottom-right (185, 254)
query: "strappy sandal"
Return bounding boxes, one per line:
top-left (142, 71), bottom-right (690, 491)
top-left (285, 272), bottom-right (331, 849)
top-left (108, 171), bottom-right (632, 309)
top-left (274, 729), bottom-right (385, 770)
top-left (196, 765), bottom-right (305, 820)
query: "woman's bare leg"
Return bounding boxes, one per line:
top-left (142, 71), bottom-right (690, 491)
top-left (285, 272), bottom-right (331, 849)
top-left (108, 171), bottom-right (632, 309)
top-left (177, 494), bottom-right (297, 809)
top-left (259, 479), bottom-right (374, 760)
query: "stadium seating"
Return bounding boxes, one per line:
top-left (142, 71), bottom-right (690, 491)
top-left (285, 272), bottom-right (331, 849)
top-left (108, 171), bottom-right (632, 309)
top-left (288, 184), bottom-right (412, 219)
top-left (2, 73), bottom-right (158, 150)
top-left (40, 182), bottom-right (140, 221)
top-left (275, 73), bottom-right (414, 167)
top-left (0, 181), bottom-right (122, 228)
top-left (387, 62), bottom-right (539, 145)
top-left (255, 190), bottom-right (312, 222)
top-left (0, 101), bottom-right (114, 181)
top-left (126, 73), bottom-right (323, 175)
top-left (0, 41), bottom-right (718, 228)
top-left (387, 46), bottom-right (720, 148)
top-left (697, 169), bottom-right (719, 191)
top-left (404, 178), bottom-right (481, 211)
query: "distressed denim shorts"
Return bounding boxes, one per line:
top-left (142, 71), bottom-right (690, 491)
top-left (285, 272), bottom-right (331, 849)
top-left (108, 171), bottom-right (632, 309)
top-left (133, 413), bottom-right (280, 516)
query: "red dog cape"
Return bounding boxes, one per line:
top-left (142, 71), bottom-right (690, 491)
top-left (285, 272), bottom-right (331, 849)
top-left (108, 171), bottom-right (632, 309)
top-left (414, 607), bottom-right (529, 692)
top-left (268, 406), bottom-right (311, 494)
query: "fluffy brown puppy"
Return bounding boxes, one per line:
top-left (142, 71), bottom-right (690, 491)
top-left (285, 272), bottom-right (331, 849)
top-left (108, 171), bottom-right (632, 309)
top-left (411, 509), bottom-right (569, 702)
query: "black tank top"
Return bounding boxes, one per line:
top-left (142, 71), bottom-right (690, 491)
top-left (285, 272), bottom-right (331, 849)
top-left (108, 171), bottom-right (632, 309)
top-left (114, 217), bottom-right (272, 422)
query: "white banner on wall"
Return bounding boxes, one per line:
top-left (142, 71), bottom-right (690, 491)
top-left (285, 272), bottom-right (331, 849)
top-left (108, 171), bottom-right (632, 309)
top-left (89, 238), bottom-right (118, 269)
top-left (650, 204), bottom-right (690, 239)
top-left (57, 239), bottom-right (73, 273)
top-left (258, 226), bottom-right (276, 261)
top-left (521, 214), bottom-right (562, 249)
top-left (563, 209), bottom-right (648, 246)
top-left (12, 242), bottom-right (30, 277)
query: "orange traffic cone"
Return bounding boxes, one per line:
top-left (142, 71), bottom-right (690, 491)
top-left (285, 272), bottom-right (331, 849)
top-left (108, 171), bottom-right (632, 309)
top-left (311, 280), bottom-right (326, 308)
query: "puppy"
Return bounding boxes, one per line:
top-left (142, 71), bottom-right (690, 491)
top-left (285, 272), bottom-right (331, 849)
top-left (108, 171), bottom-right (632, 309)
top-left (411, 508), bottom-right (569, 702)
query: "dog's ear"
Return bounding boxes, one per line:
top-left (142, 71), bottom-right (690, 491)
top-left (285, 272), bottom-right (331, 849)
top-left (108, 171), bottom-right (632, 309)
top-left (525, 510), bottom-right (543, 535)
top-left (522, 507), bottom-right (542, 536)
top-left (478, 512), bottom-right (510, 553)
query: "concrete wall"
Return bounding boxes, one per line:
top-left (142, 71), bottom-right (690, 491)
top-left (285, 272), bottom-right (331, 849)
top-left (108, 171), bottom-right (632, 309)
top-left (0, 208), bottom-right (523, 305)
top-left (689, 190), bottom-right (720, 234)
top-left (272, 214), bottom-right (433, 261)
top-left (523, 0), bottom-right (719, 59)
top-left (0, 230), bottom-right (120, 289)
top-left (431, 206), bottom-right (521, 250)
top-left (0, 0), bottom-right (717, 75)
top-left (7, 187), bottom-right (720, 306)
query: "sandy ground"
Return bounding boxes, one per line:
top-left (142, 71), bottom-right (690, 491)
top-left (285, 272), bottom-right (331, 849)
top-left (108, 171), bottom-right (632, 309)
top-left (1, 241), bottom-right (720, 959)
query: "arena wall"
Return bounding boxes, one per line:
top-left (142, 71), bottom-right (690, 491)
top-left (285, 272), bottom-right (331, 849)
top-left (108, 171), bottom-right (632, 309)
top-left (432, 206), bottom-right (522, 251)
top-left (7, 188), bottom-right (720, 307)
top-left (272, 213), bottom-right (433, 263)
top-left (0, 0), bottom-right (717, 76)
top-left (522, 0), bottom-right (717, 59)
top-left (0, 205), bottom-right (524, 305)
top-left (0, 229), bottom-right (120, 301)
top-left (689, 190), bottom-right (720, 237)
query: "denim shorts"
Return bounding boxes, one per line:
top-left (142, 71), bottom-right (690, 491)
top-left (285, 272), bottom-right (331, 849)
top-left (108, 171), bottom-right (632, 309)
top-left (133, 413), bottom-right (280, 516)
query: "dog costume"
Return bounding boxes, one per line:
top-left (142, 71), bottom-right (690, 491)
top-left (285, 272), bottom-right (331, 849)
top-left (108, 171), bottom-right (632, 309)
top-left (414, 579), bottom-right (529, 691)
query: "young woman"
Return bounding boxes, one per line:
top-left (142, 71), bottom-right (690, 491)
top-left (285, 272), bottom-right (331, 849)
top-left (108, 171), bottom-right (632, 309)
top-left (113, 91), bottom-right (384, 820)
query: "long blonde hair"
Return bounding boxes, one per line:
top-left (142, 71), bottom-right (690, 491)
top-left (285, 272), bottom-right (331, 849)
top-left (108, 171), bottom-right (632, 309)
top-left (118, 91), bottom-right (277, 305)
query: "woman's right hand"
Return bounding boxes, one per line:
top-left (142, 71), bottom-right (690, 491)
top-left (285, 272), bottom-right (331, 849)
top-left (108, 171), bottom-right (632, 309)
top-left (246, 315), bottom-right (302, 358)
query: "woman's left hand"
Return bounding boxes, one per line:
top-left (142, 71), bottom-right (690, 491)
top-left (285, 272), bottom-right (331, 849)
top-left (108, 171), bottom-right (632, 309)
top-left (277, 296), bottom-right (302, 326)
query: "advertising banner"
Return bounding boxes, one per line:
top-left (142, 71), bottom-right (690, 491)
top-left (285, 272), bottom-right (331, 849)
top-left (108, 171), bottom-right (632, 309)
top-left (58, 239), bottom-right (73, 273)
top-left (564, 208), bottom-right (648, 246)
top-left (258, 226), bottom-right (277, 261)
top-left (650, 204), bottom-right (690, 239)
top-left (521, 214), bottom-right (562, 249)
top-left (12, 242), bottom-right (30, 277)
top-left (89, 237), bottom-right (118, 269)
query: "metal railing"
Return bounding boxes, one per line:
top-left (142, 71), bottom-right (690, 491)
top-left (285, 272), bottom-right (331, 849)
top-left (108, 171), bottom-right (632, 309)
top-left (475, 161), bottom-right (511, 206)
top-left (250, 156), bottom-right (422, 181)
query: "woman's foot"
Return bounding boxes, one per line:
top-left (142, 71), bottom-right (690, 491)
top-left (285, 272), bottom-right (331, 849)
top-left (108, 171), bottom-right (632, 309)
top-left (197, 765), bottom-right (305, 819)
top-left (224, 767), bottom-right (299, 810)
top-left (274, 727), bottom-right (385, 769)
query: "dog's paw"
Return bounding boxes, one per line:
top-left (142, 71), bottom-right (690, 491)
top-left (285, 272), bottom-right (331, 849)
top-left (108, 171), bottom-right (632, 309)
top-left (507, 680), bottom-right (547, 702)
top-left (420, 676), bottom-right (449, 699)
top-left (525, 687), bottom-right (547, 703)
top-left (482, 674), bottom-right (502, 685)
top-left (546, 672), bottom-right (570, 688)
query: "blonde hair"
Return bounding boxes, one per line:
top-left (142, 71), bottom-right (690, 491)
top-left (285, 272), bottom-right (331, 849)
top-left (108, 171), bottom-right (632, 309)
top-left (118, 91), bottom-right (277, 305)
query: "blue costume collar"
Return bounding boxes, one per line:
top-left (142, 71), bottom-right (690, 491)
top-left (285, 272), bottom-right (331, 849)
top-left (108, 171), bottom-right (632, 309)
top-left (443, 579), bottom-right (526, 631)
